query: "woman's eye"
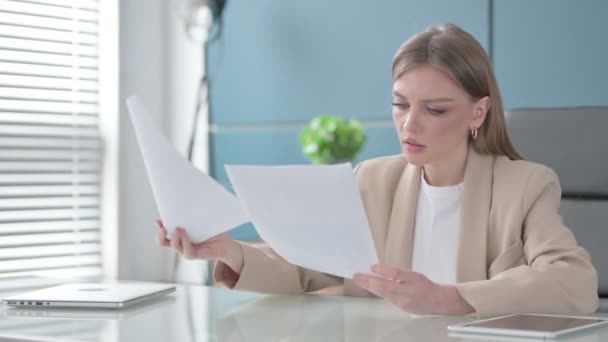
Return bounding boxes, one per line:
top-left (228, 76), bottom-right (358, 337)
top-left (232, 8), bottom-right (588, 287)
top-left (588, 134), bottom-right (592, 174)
top-left (392, 103), bottom-right (409, 110)
top-left (427, 108), bottom-right (446, 115)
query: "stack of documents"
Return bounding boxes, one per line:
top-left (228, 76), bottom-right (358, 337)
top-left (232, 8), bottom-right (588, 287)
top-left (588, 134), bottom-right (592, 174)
top-left (126, 96), bottom-right (378, 278)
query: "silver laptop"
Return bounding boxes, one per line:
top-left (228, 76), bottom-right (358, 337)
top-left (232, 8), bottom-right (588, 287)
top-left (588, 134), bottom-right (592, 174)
top-left (3, 296), bottom-right (176, 320)
top-left (2, 282), bottom-right (176, 309)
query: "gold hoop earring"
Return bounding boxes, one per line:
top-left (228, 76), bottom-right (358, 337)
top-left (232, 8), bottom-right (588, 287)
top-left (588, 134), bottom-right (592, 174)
top-left (470, 128), bottom-right (478, 140)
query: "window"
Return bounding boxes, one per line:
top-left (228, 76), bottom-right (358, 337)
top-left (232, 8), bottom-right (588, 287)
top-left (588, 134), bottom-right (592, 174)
top-left (0, 0), bottom-right (102, 282)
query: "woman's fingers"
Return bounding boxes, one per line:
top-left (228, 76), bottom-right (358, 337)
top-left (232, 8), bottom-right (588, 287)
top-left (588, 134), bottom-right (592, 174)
top-left (353, 268), bottom-right (442, 315)
top-left (170, 229), bottom-right (183, 254)
top-left (155, 220), bottom-right (170, 246)
top-left (353, 273), bottom-right (411, 309)
top-left (158, 224), bottom-right (223, 260)
top-left (371, 264), bottom-right (415, 283)
top-left (176, 228), bottom-right (217, 260)
top-left (178, 228), bottom-right (197, 259)
top-left (157, 228), bottom-right (170, 246)
top-left (353, 274), bottom-right (398, 298)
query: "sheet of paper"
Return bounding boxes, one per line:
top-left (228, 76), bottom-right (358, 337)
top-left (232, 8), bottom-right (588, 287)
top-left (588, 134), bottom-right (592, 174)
top-left (225, 164), bottom-right (378, 279)
top-left (126, 96), bottom-right (248, 242)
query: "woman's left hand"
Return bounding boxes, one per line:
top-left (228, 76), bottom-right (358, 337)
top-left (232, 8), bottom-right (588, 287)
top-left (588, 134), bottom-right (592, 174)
top-left (353, 264), bottom-right (474, 315)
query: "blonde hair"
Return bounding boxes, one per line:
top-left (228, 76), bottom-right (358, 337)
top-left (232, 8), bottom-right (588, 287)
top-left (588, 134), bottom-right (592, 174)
top-left (392, 24), bottom-right (523, 160)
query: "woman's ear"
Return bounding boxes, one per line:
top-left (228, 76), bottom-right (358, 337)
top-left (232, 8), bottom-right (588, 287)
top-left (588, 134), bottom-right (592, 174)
top-left (472, 96), bottom-right (491, 128)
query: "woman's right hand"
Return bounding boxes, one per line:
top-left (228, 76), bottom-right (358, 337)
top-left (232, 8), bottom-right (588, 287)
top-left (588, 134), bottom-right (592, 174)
top-left (155, 219), bottom-right (244, 275)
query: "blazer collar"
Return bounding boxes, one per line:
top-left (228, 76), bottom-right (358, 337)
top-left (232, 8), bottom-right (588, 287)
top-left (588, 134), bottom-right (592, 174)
top-left (384, 160), bottom-right (421, 269)
top-left (383, 146), bottom-right (493, 282)
top-left (457, 147), bottom-right (493, 282)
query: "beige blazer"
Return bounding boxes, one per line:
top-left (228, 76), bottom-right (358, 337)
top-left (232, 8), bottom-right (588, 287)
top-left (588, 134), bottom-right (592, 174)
top-left (214, 147), bottom-right (599, 316)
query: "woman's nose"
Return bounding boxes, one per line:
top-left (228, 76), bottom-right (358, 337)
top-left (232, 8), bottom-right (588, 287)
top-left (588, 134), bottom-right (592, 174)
top-left (403, 109), bottom-right (421, 133)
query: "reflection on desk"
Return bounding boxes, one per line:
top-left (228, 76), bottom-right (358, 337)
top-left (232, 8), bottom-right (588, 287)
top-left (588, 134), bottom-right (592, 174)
top-left (0, 284), bottom-right (606, 342)
top-left (213, 294), bottom-right (467, 341)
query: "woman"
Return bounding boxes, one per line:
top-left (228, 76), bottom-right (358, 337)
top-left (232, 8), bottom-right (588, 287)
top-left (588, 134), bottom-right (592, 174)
top-left (156, 24), bottom-right (599, 316)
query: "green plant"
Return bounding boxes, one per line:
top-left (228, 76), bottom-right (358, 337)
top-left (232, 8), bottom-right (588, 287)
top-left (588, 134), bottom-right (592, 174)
top-left (299, 115), bottom-right (366, 164)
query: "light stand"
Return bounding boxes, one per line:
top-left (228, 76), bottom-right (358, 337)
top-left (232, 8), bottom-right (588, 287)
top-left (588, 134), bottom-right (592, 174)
top-left (179, 0), bottom-right (226, 162)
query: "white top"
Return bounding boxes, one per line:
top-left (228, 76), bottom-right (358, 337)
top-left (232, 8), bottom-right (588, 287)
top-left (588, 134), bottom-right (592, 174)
top-left (411, 174), bottom-right (463, 284)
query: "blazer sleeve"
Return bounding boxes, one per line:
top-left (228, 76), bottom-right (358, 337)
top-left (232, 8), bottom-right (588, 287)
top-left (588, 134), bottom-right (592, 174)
top-left (213, 241), bottom-right (343, 294)
top-left (456, 167), bottom-right (599, 317)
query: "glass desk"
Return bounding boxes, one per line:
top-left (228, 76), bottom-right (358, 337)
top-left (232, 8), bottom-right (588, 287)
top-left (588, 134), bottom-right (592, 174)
top-left (0, 284), bottom-right (606, 341)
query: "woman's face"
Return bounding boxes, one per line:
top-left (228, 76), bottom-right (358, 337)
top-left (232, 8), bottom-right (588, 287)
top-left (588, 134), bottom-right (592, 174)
top-left (391, 65), bottom-right (488, 166)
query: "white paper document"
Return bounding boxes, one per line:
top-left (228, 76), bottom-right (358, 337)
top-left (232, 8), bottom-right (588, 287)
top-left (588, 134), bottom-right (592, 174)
top-left (225, 164), bottom-right (379, 278)
top-left (126, 96), bottom-right (248, 242)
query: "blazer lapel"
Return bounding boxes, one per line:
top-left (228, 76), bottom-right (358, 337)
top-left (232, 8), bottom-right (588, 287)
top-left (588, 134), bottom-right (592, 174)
top-left (384, 163), bottom-right (422, 270)
top-left (456, 147), bottom-right (494, 282)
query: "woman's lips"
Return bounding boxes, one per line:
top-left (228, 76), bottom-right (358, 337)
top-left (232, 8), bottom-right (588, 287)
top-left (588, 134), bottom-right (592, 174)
top-left (403, 139), bottom-right (426, 153)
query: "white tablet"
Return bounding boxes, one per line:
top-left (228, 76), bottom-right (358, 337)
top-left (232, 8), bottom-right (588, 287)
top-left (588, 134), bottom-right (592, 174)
top-left (447, 314), bottom-right (608, 339)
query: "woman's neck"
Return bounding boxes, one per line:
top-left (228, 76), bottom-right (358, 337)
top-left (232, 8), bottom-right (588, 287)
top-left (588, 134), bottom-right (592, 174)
top-left (423, 143), bottom-right (469, 186)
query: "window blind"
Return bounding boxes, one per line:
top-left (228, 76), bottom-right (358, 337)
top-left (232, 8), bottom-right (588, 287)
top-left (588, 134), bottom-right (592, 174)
top-left (0, 0), bottom-right (102, 280)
